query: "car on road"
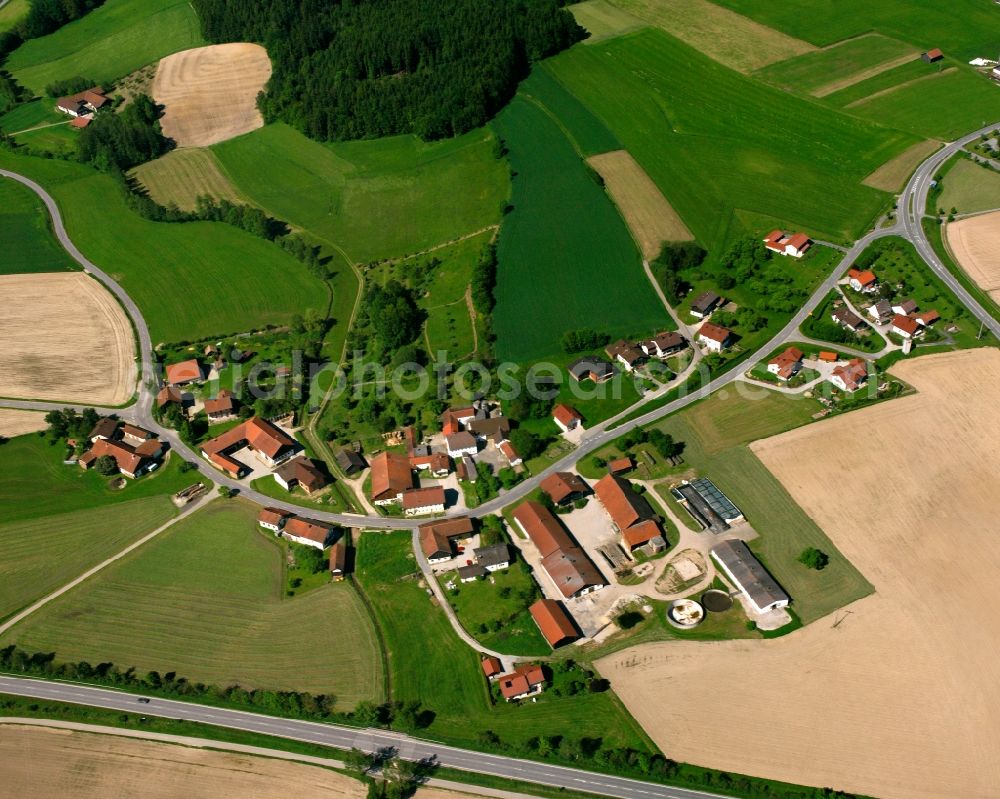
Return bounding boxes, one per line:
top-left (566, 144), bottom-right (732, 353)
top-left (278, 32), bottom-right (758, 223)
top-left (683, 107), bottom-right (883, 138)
top-left (137, 697), bottom-right (151, 703)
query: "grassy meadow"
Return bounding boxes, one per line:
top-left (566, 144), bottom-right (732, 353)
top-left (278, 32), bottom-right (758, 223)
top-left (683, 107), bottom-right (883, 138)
top-left (491, 94), bottom-right (666, 363)
top-left (937, 159), bottom-right (1000, 216)
top-left (6, 0), bottom-right (204, 95)
top-left (0, 0), bottom-right (27, 32)
top-left (0, 98), bottom-right (66, 132)
top-left (130, 149), bottom-right (251, 211)
top-left (0, 150), bottom-right (328, 344)
top-left (355, 530), bottom-right (654, 751)
top-left (213, 123), bottom-right (508, 264)
top-left (3, 500), bottom-right (385, 704)
top-left (0, 177), bottom-right (79, 274)
top-left (545, 29), bottom-right (912, 252)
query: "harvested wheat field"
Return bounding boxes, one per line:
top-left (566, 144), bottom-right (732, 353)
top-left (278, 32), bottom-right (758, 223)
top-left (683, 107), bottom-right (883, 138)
top-left (0, 273), bottom-right (135, 404)
top-left (131, 148), bottom-right (250, 211)
top-left (599, 349), bottom-right (1000, 799)
top-left (946, 212), bottom-right (1000, 304)
top-left (588, 150), bottom-right (692, 258)
top-left (862, 139), bottom-right (940, 191)
top-left (0, 409), bottom-right (46, 437)
top-left (0, 724), bottom-right (367, 799)
top-left (154, 43), bottom-right (271, 147)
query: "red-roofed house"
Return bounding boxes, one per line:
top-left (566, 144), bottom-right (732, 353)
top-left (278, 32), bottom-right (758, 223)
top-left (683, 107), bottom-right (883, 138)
top-left (529, 598), bottom-right (578, 648)
top-left (410, 452), bottom-right (451, 477)
top-left (402, 485), bottom-right (446, 516)
top-left (697, 321), bottom-right (733, 353)
top-left (552, 403), bottom-right (583, 433)
top-left (200, 416), bottom-right (299, 475)
top-left (165, 359), bottom-right (203, 386)
top-left (282, 516), bottom-right (336, 550)
top-left (370, 451), bottom-right (415, 505)
top-left (847, 269), bottom-right (879, 294)
top-left (482, 656), bottom-right (503, 680)
top-left (499, 440), bottom-right (522, 467)
top-left (914, 310), bottom-right (940, 327)
top-left (497, 664), bottom-right (546, 701)
top-left (258, 507), bottom-right (289, 531)
top-left (891, 314), bottom-right (919, 339)
top-left (829, 358), bottom-right (869, 393)
top-left (204, 389), bottom-right (237, 422)
top-left (763, 230), bottom-right (812, 258)
top-left (766, 346), bottom-right (803, 381)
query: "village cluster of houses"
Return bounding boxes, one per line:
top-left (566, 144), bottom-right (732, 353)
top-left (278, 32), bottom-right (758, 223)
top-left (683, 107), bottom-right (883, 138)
top-left (257, 507), bottom-right (347, 579)
top-left (839, 269), bottom-right (941, 341)
top-left (765, 345), bottom-right (870, 393)
top-left (55, 86), bottom-right (108, 129)
top-left (78, 418), bottom-right (165, 478)
top-left (418, 516), bottom-right (512, 583)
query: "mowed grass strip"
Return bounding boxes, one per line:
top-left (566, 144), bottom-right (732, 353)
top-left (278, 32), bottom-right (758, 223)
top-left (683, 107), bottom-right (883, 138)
top-left (3, 500), bottom-right (384, 703)
top-left (130, 149), bottom-right (251, 212)
top-left (6, 0), bottom-right (204, 95)
top-left (519, 68), bottom-right (620, 158)
top-left (355, 531), bottom-right (653, 751)
top-left (0, 177), bottom-right (79, 274)
top-left (0, 497), bottom-right (176, 622)
top-left (847, 68), bottom-right (1000, 140)
top-left (0, 435), bottom-right (194, 522)
top-left (604, 0), bottom-right (815, 72)
top-left (569, 0), bottom-right (646, 43)
top-left (755, 34), bottom-right (917, 94)
top-left (862, 139), bottom-right (941, 192)
top-left (213, 122), bottom-right (508, 263)
top-left (0, 151), bottom-right (327, 344)
top-left (588, 150), bottom-right (693, 259)
top-left (545, 30), bottom-right (913, 250)
top-left (821, 58), bottom-right (934, 107)
top-left (491, 96), bottom-right (666, 362)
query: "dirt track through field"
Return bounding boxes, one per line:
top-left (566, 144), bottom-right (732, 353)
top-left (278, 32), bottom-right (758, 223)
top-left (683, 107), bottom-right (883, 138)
top-left (811, 51), bottom-right (919, 97)
top-left (588, 150), bottom-right (692, 257)
top-left (154, 43), bottom-right (271, 147)
top-left (945, 212), bottom-right (1000, 304)
top-left (0, 273), bottom-right (135, 404)
top-left (598, 349), bottom-right (1000, 799)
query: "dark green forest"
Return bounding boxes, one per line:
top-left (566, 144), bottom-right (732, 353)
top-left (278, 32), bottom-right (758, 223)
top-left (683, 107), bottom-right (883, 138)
top-left (192, 0), bottom-right (582, 141)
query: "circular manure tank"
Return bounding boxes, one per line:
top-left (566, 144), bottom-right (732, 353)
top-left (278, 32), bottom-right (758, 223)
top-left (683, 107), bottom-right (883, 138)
top-left (667, 598), bottom-right (704, 628)
top-left (702, 589), bottom-right (734, 613)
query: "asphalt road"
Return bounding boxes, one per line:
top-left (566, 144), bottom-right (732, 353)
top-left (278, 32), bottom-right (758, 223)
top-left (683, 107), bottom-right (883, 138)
top-left (0, 676), bottom-right (729, 799)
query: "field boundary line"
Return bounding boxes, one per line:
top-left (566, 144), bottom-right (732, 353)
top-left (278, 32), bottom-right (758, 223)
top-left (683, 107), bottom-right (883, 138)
top-left (811, 50), bottom-right (920, 98)
top-left (0, 492), bottom-right (216, 637)
top-left (8, 120), bottom-right (70, 135)
top-left (845, 67), bottom-right (957, 108)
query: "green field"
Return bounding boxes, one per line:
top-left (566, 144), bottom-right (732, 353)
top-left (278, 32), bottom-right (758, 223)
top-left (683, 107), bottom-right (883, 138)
top-left (214, 123), bottom-right (508, 265)
top-left (937, 158), bottom-right (1000, 215)
top-left (3, 500), bottom-right (384, 704)
top-left (0, 435), bottom-right (194, 522)
top-left (0, 150), bottom-right (328, 344)
top-left (0, 0), bottom-right (27, 32)
top-left (355, 531), bottom-right (653, 752)
top-left (710, 0), bottom-right (1000, 56)
top-left (6, 0), bottom-right (204, 95)
top-left (0, 176), bottom-right (79, 274)
top-left (822, 59), bottom-right (936, 108)
top-left (0, 497), bottom-right (176, 622)
top-left (545, 29), bottom-right (913, 252)
top-left (491, 94), bottom-right (666, 362)
top-left (847, 68), bottom-right (1000, 140)
top-left (569, 0), bottom-right (646, 43)
top-left (0, 98), bottom-right (65, 133)
top-left (755, 34), bottom-right (917, 94)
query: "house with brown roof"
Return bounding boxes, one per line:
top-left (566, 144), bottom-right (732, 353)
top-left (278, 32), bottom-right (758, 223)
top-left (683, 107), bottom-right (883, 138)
top-left (418, 517), bottom-right (475, 563)
top-left (605, 340), bottom-right (646, 372)
top-left (369, 451), bottom-right (415, 505)
top-left (497, 664), bottom-right (546, 702)
top-left (594, 473), bottom-right (663, 552)
top-left (568, 356), bottom-right (614, 383)
top-left (892, 299), bottom-right (918, 316)
top-left (200, 417), bottom-right (299, 476)
top-left (914, 310), bottom-right (940, 327)
top-left (847, 269), bottom-right (879, 294)
top-left (89, 417), bottom-right (119, 441)
top-left (607, 456), bottom-right (633, 475)
top-left (552, 403), bottom-right (583, 433)
top-left (832, 306), bottom-right (866, 333)
top-left (274, 456), bottom-right (328, 494)
top-left (78, 437), bottom-right (147, 478)
top-left (697, 321), bottom-right (733, 353)
top-left (204, 389), bottom-right (237, 422)
top-left (529, 598), bottom-right (579, 648)
top-left (257, 507), bottom-right (289, 531)
top-left (56, 87), bottom-right (108, 118)
top-left (868, 300), bottom-right (893, 324)
top-left (402, 485), bottom-right (446, 516)
top-left (689, 290), bottom-right (721, 319)
top-left (512, 501), bottom-right (604, 598)
top-left (499, 440), bottom-right (522, 467)
top-left (891, 314), bottom-right (920, 339)
top-left (921, 48), bottom-right (944, 63)
top-left (156, 385), bottom-right (184, 409)
top-left (641, 331), bottom-right (687, 359)
top-left (164, 359), bottom-right (203, 386)
top-left (335, 448), bottom-right (366, 476)
top-left (440, 406), bottom-right (477, 435)
top-left (467, 416), bottom-right (511, 446)
top-left (621, 519), bottom-right (664, 552)
top-left (481, 656), bottom-right (503, 680)
top-left (120, 424), bottom-right (153, 446)
top-left (281, 516), bottom-right (336, 550)
top-left (330, 541), bottom-right (347, 580)
top-left (766, 346), bottom-right (803, 381)
top-left (446, 431), bottom-right (478, 458)
top-left (80, 419), bottom-right (162, 478)
top-left (540, 471), bottom-right (590, 505)
top-left (829, 358), bottom-right (869, 393)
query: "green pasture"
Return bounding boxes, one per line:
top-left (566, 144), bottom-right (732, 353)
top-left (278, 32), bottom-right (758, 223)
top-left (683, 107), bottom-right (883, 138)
top-left (822, 59), bottom-right (935, 107)
top-left (6, 0), bottom-right (204, 95)
top-left (0, 98), bottom-right (65, 133)
top-left (518, 68), bottom-right (620, 157)
top-left (491, 94), bottom-right (666, 363)
top-left (213, 123), bottom-right (508, 265)
top-left (3, 500), bottom-right (384, 704)
top-left (0, 176), bottom-right (79, 273)
top-left (0, 151), bottom-right (327, 344)
top-left (12, 121), bottom-right (76, 156)
top-left (0, 497), bottom-right (176, 622)
top-left (545, 30), bottom-right (912, 252)
top-left (0, 0), bottom-right (27, 32)
top-left (355, 530), bottom-right (653, 751)
top-left (938, 158), bottom-right (1000, 216)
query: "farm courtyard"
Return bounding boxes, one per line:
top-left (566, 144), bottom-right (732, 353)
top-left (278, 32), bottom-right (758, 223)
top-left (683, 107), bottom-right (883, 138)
top-left (598, 348), bottom-right (1000, 799)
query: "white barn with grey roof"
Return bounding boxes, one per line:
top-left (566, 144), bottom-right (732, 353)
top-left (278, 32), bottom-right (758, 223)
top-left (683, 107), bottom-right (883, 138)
top-left (711, 539), bottom-right (789, 614)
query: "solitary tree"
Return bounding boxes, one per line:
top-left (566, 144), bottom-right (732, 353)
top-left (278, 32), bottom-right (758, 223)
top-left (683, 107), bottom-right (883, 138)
top-left (798, 547), bottom-right (829, 570)
top-left (94, 455), bottom-right (118, 476)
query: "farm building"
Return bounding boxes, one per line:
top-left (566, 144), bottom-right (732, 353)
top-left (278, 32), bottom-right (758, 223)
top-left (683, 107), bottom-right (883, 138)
top-left (204, 389), bottom-right (237, 422)
top-left (621, 519), bottom-right (664, 552)
top-left (595, 473), bottom-right (657, 531)
top-left (274, 456), bottom-right (328, 494)
top-left (418, 517), bottom-right (474, 563)
top-left (914, 310), bottom-right (940, 327)
top-left (690, 291), bottom-right (721, 318)
top-left (156, 385), bottom-right (184, 409)
top-left (499, 440), bottom-right (522, 466)
top-left (671, 478), bottom-right (743, 533)
top-left (921, 48), bottom-right (944, 63)
top-left (763, 230), bottom-right (812, 258)
top-left (892, 299), bottom-right (918, 316)
top-left (767, 347), bottom-right (803, 381)
top-left (458, 564), bottom-right (487, 583)
top-left (529, 598), bottom-right (579, 648)
top-left (474, 544), bottom-right (511, 572)
top-left (409, 452), bottom-right (451, 477)
top-left (607, 456), bottom-right (633, 475)
top-left (467, 416), bottom-right (511, 446)
top-left (78, 420), bottom-right (163, 479)
top-left (847, 269), bottom-right (879, 294)
top-left (164, 358), bottom-right (203, 386)
top-left (641, 331), bottom-right (687, 358)
top-left (482, 656), bottom-right (503, 679)
top-left (200, 417), bottom-right (299, 477)
top-left (512, 501), bottom-right (604, 598)
top-left (369, 451), bottom-right (415, 505)
top-left (711, 539), bottom-right (789, 614)
top-left (335, 448), bottom-right (366, 475)
top-left (402, 485), bottom-right (446, 516)
top-left (497, 664), bottom-right (546, 702)
top-left (891, 314), bottom-right (920, 339)
top-left (829, 358), bottom-right (869, 393)
top-left (257, 507), bottom-right (289, 532)
top-left (568, 356), bottom-right (615, 382)
top-left (281, 516), bottom-right (336, 550)
top-left (439, 405), bottom-right (479, 434)
top-left (540, 471), bottom-right (590, 505)
top-left (329, 541), bottom-right (347, 580)
top-left (697, 321), bottom-right (733, 353)
top-left (55, 87), bottom-right (108, 117)
top-left (457, 454), bottom-right (477, 482)
top-left (70, 116), bottom-right (91, 129)
top-left (552, 403), bottom-right (584, 432)
top-left (606, 340), bottom-right (646, 372)
top-left (89, 417), bottom-right (119, 441)
top-left (446, 431), bottom-right (479, 458)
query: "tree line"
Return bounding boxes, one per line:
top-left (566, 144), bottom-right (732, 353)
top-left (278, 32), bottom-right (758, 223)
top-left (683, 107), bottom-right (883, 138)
top-left (192, 0), bottom-right (582, 141)
top-left (0, 0), bottom-right (103, 63)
